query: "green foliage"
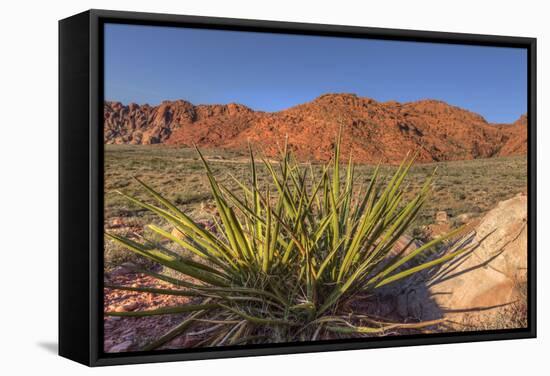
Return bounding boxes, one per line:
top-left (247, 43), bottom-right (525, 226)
top-left (106, 135), bottom-right (470, 349)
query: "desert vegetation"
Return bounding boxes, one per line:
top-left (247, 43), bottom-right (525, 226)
top-left (104, 136), bottom-right (477, 350)
top-left (104, 145), bottom-right (527, 269)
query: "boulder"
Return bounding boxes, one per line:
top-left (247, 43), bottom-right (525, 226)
top-left (372, 194), bottom-right (528, 330)
top-left (469, 193), bottom-right (527, 282)
top-left (430, 194), bottom-right (526, 302)
top-left (428, 194), bottom-right (527, 328)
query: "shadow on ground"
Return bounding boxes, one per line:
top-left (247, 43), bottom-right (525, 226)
top-left (37, 341), bottom-right (58, 355)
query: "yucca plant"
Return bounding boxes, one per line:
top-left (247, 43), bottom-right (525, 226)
top-left (105, 134), bottom-right (470, 350)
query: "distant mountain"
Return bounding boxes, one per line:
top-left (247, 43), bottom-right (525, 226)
top-left (104, 94), bottom-right (527, 164)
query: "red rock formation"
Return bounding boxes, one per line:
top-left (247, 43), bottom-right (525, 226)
top-left (104, 94), bottom-right (527, 163)
top-left (496, 114), bottom-right (528, 156)
top-left (104, 100), bottom-right (255, 145)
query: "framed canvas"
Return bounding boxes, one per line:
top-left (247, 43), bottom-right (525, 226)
top-left (59, 9), bottom-right (537, 366)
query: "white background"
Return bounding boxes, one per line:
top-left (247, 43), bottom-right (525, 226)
top-left (0, 0), bottom-right (547, 374)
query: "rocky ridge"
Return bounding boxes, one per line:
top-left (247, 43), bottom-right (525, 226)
top-left (104, 94), bottom-right (527, 164)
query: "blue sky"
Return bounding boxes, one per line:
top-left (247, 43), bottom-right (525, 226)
top-left (104, 23), bottom-right (527, 123)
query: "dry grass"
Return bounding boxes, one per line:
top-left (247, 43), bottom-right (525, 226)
top-left (104, 145), bottom-right (527, 269)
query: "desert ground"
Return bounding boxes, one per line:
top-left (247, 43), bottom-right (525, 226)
top-left (103, 144), bottom-right (528, 352)
top-left (104, 144), bottom-right (527, 257)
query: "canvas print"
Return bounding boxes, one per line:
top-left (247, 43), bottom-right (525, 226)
top-left (102, 23), bottom-right (528, 353)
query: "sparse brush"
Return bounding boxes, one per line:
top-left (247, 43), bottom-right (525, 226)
top-left (105, 133), bottom-right (471, 349)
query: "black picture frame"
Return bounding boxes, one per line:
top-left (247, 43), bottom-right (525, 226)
top-left (59, 9), bottom-right (537, 367)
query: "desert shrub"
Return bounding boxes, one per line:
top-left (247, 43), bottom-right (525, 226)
top-left (105, 135), bottom-right (470, 349)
